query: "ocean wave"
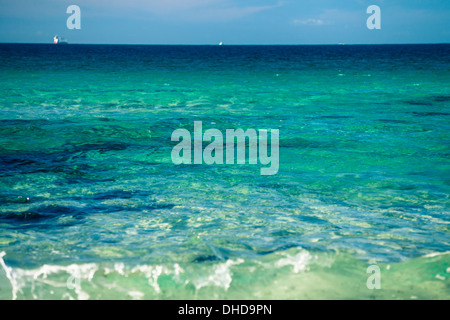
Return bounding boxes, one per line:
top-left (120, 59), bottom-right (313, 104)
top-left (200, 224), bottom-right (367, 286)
top-left (1, 249), bottom-right (448, 300)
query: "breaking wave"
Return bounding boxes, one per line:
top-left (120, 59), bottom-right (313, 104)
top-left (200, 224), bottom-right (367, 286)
top-left (1, 249), bottom-right (448, 300)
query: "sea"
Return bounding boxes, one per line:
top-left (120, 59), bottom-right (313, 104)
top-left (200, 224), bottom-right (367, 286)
top-left (0, 43), bottom-right (449, 300)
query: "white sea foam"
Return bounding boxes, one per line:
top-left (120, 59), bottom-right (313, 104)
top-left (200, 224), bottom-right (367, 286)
top-left (129, 263), bottom-right (185, 293)
top-left (435, 274), bottom-right (446, 281)
top-left (0, 251), bottom-right (18, 300)
top-left (128, 290), bottom-right (144, 300)
top-left (423, 251), bottom-right (450, 258)
top-left (131, 265), bottom-right (165, 293)
top-left (0, 252), bottom-right (98, 300)
top-left (192, 259), bottom-right (244, 291)
top-left (275, 251), bottom-right (312, 273)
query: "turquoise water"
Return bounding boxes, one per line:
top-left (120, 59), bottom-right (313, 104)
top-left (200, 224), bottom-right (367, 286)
top-left (0, 44), bottom-right (449, 299)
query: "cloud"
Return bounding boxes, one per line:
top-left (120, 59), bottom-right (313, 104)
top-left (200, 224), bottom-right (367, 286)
top-left (293, 18), bottom-right (324, 26)
top-left (291, 8), bottom-right (362, 27)
top-left (198, 2), bottom-right (284, 21)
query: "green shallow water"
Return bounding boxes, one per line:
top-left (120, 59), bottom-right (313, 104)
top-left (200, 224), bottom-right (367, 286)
top-left (1, 250), bottom-right (449, 300)
top-left (0, 44), bottom-right (449, 299)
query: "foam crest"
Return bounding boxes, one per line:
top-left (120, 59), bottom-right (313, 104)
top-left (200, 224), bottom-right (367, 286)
top-left (275, 251), bottom-right (312, 273)
top-left (192, 259), bottom-right (244, 291)
top-left (0, 252), bottom-right (98, 300)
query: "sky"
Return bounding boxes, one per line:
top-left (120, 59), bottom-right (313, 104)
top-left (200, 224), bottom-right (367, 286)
top-left (0, 0), bottom-right (449, 44)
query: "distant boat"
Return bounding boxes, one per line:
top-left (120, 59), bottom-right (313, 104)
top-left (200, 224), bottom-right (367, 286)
top-left (53, 35), bottom-right (68, 45)
top-left (219, 42), bottom-right (223, 46)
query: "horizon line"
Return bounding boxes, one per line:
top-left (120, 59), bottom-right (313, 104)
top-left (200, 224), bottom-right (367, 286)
top-left (1, 42), bottom-right (449, 46)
